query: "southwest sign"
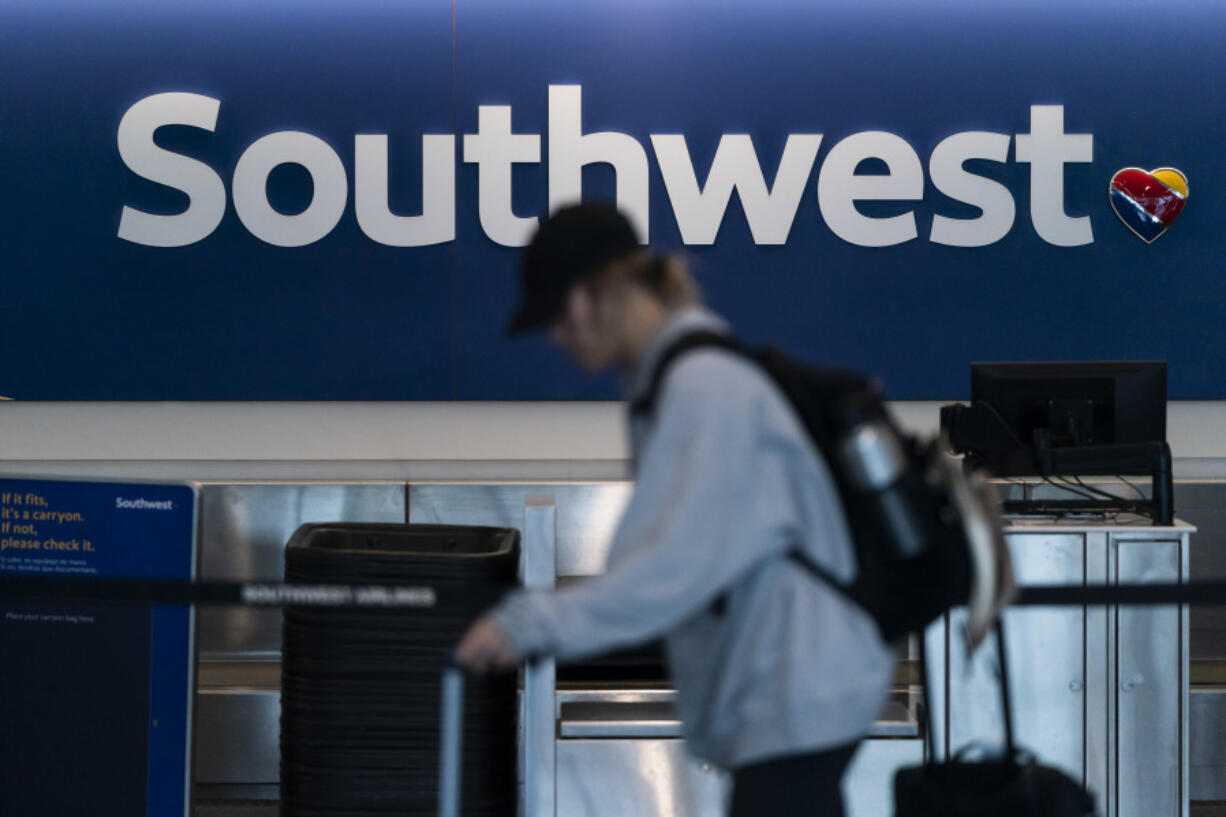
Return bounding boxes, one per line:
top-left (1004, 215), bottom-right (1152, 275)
top-left (1, 1), bottom-right (1218, 400)
top-left (118, 88), bottom-right (1095, 250)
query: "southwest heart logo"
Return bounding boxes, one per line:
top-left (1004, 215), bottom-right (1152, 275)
top-left (1109, 167), bottom-right (1188, 243)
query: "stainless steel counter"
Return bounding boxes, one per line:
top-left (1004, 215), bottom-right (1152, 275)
top-left (927, 517), bottom-right (1195, 817)
top-left (189, 480), bottom-right (1225, 815)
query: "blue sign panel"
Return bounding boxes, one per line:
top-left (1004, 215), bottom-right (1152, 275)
top-left (0, 478), bottom-right (198, 817)
top-left (1, 0), bottom-right (1223, 399)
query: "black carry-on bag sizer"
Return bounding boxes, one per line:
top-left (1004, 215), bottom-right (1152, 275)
top-left (894, 621), bottom-right (1097, 817)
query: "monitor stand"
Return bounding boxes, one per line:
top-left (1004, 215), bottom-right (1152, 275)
top-left (1003, 439), bottom-right (1174, 525)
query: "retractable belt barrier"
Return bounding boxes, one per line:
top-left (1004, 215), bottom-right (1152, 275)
top-left (2, 574), bottom-right (1225, 609)
top-left (0, 575), bottom-right (508, 609)
top-left (5, 572), bottom-right (1223, 817)
top-left (1015, 580), bottom-right (1226, 607)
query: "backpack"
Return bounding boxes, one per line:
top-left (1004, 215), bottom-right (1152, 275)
top-left (628, 331), bottom-right (1013, 646)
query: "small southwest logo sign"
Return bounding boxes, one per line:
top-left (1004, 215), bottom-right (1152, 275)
top-left (1109, 167), bottom-right (1188, 243)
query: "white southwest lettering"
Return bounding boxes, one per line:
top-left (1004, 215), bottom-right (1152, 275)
top-left (1015, 105), bottom-right (1094, 247)
top-left (462, 105), bottom-right (541, 247)
top-left (117, 92), bottom-right (226, 248)
top-left (116, 89), bottom-right (1094, 249)
top-left (652, 133), bottom-right (822, 245)
top-left (232, 131), bottom-right (348, 248)
top-left (928, 131), bottom-right (1015, 248)
top-left (548, 85), bottom-right (652, 244)
top-left (817, 131), bottom-right (925, 247)
top-left (355, 134), bottom-right (456, 247)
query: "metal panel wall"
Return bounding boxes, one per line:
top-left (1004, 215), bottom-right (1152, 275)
top-left (1116, 537), bottom-right (1184, 817)
top-left (1190, 689), bottom-right (1226, 801)
top-left (1087, 529), bottom-right (1114, 807)
top-left (939, 521), bottom-right (1194, 817)
top-left (948, 533), bottom-right (1086, 783)
top-left (197, 482), bottom-right (405, 658)
top-left (409, 483), bottom-right (632, 577)
top-left (195, 690), bottom-right (280, 787)
top-left (555, 738), bottom-right (923, 817)
top-left (1174, 482), bottom-right (1226, 662)
top-left (557, 741), bottom-right (727, 817)
top-left (194, 482), bottom-right (406, 797)
top-left (184, 478), bottom-right (1226, 813)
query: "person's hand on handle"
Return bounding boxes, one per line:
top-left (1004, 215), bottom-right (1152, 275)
top-left (455, 616), bottom-right (520, 675)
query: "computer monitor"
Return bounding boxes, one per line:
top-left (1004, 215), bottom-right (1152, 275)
top-left (966, 360), bottom-right (1167, 477)
top-left (941, 361), bottom-right (1173, 522)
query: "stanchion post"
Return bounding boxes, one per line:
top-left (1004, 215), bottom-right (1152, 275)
top-left (521, 495), bottom-right (557, 817)
top-left (439, 667), bottom-right (465, 817)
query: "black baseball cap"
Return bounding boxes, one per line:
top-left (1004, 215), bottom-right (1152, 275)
top-left (505, 201), bottom-right (642, 336)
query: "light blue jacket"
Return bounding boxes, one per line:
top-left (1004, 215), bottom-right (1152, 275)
top-left (491, 306), bottom-right (895, 769)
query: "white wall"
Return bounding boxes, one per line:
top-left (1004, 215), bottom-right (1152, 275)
top-left (1, 401), bottom-right (1224, 481)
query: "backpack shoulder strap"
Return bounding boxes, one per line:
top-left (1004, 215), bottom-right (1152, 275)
top-left (627, 331), bottom-right (753, 419)
top-left (786, 549), bottom-right (847, 592)
top-left (629, 329), bottom-right (864, 610)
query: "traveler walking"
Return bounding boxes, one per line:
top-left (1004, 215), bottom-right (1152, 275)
top-left (456, 201), bottom-right (896, 817)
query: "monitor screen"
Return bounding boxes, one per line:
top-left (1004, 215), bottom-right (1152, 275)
top-left (968, 361), bottom-right (1167, 476)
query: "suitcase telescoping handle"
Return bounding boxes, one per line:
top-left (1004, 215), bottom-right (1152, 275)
top-left (439, 665), bottom-right (466, 817)
top-left (919, 619), bottom-right (1017, 765)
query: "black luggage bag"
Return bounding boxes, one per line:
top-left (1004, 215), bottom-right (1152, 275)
top-left (894, 622), bottom-right (1097, 817)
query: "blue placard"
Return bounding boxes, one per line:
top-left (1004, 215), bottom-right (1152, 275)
top-left (1, 1), bottom-right (1223, 399)
top-left (0, 478), bottom-right (198, 817)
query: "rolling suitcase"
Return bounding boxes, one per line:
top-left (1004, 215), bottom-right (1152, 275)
top-left (893, 621), bottom-right (1097, 817)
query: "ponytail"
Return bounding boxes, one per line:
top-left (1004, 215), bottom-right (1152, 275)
top-left (585, 251), bottom-right (703, 310)
top-left (634, 253), bottom-right (702, 308)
